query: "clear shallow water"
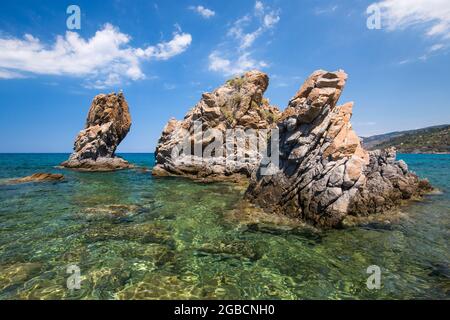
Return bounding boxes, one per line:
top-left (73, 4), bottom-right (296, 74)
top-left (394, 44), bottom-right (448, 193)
top-left (0, 153), bottom-right (448, 300)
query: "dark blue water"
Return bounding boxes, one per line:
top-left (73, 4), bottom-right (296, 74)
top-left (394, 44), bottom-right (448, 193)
top-left (0, 153), bottom-right (448, 299)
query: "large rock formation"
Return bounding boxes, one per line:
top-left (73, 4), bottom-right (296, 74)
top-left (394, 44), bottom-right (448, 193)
top-left (246, 70), bottom-right (432, 228)
top-left (153, 70), bottom-right (281, 181)
top-left (61, 92), bottom-right (132, 171)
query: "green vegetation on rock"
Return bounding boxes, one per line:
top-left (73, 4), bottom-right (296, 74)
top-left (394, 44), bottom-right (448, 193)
top-left (226, 77), bottom-right (246, 90)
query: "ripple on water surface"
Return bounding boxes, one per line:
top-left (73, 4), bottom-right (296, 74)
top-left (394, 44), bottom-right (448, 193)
top-left (0, 153), bottom-right (449, 299)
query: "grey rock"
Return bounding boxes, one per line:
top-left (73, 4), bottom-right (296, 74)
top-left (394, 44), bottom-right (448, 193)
top-left (153, 70), bottom-right (281, 181)
top-left (246, 70), bottom-right (433, 228)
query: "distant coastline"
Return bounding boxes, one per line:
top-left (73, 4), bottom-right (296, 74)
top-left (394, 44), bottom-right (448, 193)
top-left (362, 124), bottom-right (450, 154)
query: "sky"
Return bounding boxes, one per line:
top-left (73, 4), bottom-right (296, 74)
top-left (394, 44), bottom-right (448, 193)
top-left (0, 0), bottom-right (449, 153)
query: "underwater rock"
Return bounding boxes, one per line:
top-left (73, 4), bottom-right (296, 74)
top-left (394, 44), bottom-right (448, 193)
top-left (7, 173), bottom-right (64, 184)
top-left (115, 274), bottom-right (203, 299)
top-left (195, 240), bottom-right (262, 261)
top-left (0, 262), bottom-right (43, 291)
top-left (61, 92), bottom-right (133, 171)
top-left (153, 70), bottom-right (281, 181)
top-left (246, 70), bottom-right (433, 228)
top-left (84, 222), bottom-right (175, 247)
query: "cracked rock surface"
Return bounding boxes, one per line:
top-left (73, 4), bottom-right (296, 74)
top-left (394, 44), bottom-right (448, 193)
top-left (61, 92), bottom-right (132, 171)
top-left (153, 70), bottom-right (281, 180)
top-left (245, 70), bottom-right (432, 228)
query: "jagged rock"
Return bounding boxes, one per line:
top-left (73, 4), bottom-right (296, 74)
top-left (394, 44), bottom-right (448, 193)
top-left (7, 173), bottom-right (64, 184)
top-left (246, 70), bottom-right (432, 228)
top-left (61, 92), bottom-right (133, 171)
top-left (153, 70), bottom-right (281, 181)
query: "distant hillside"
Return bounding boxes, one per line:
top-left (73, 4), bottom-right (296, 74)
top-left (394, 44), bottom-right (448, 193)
top-left (362, 124), bottom-right (450, 154)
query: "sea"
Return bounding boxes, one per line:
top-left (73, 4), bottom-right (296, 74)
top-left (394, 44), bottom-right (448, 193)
top-left (0, 153), bottom-right (448, 299)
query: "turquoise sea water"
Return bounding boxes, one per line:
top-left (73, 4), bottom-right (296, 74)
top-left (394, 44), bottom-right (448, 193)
top-left (0, 153), bottom-right (448, 299)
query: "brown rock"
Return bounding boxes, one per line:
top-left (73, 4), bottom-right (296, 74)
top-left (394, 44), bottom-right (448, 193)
top-left (8, 173), bottom-right (64, 184)
top-left (61, 92), bottom-right (133, 171)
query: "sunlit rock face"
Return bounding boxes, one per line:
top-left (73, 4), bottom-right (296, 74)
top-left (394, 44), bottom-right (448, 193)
top-left (246, 70), bottom-right (432, 228)
top-left (153, 70), bottom-right (281, 181)
top-left (61, 92), bottom-right (133, 171)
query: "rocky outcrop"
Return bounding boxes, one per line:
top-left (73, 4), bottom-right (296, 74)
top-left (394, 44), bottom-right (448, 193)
top-left (245, 70), bottom-right (432, 228)
top-left (153, 70), bottom-right (281, 181)
top-left (8, 173), bottom-right (64, 184)
top-left (61, 92), bottom-right (132, 171)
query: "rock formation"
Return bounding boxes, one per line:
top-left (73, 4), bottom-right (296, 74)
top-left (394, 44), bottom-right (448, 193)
top-left (7, 173), bottom-right (64, 184)
top-left (61, 92), bottom-right (132, 171)
top-left (245, 70), bottom-right (432, 228)
top-left (153, 70), bottom-right (281, 181)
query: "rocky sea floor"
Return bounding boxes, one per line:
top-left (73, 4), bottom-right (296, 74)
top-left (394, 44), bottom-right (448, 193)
top-left (0, 153), bottom-right (448, 299)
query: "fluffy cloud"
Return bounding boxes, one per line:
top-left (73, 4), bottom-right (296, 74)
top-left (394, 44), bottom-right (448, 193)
top-left (254, 1), bottom-right (264, 15)
top-left (0, 69), bottom-right (25, 79)
top-left (208, 51), bottom-right (267, 76)
top-left (0, 24), bottom-right (192, 88)
top-left (135, 31), bottom-right (192, 60)
top-left (372, 0), bottom-right (450, 39)
top-left (209, 1), bottom-right (279, 76)
top-left (190, 5), bottom-right (215, 19)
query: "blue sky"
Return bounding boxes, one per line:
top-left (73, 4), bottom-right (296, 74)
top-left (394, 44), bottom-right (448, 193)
top-left (0, 0), bottom-right (449, 152)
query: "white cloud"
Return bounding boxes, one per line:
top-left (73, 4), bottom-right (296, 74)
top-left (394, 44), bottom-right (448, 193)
top-left (314, 5), bottom-right (339, 15)
top-left (0, 23), bottom-right (192, 88)
top-left (163, 83), bottom-right (176, 90)
top-left (429, 43), bottom-right (445, 52)
top-left (228, 2), bottom-right (280, 50)
top-left (397, 58), bottom-right (413, 65)
top-left (372, 0), bottom-right (450, 39)
top-left (0, 69), bottom-right (26, 79)
top-left (190, 5), bottom-right (215, 19)
top-left (135, 31), bottom-right (192, 60)
top-left (255, 1), bottom-right (264, 15)
top-left (274, 82), bottom-right (289, 88)
top-left (354, 121), bottom-right (377, 126)
top-left (419, 43), bottom-right (447, 61)
top-left (209, 1), bottom-right (279, 76)
top-left (397, 41), bottom-right (447, 64)
top-left (263, 11), bottom-right (280, 28)
top-left (208, 51), bottom-right (267, 76)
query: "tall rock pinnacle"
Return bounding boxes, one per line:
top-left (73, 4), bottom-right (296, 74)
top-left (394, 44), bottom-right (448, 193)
top-left (61, 92), bottom-right (132, 171)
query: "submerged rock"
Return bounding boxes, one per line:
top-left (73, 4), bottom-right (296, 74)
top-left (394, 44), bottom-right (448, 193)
top-left (0, 262), bottom-right (43, 291)
top-left (246, 70), bottom-right (433, 228)
top-left (153, 70), bottom-right (281, 181)
top-left (61, 92), bottom-right (132, 171)
top-left (7, 173), bottom-right (64, 184)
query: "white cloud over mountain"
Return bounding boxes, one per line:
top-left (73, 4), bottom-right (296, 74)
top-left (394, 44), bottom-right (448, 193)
top-left (208, 51), bottom-right (267, 76)
top-left (0, 24), bottom-right (192, 88)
